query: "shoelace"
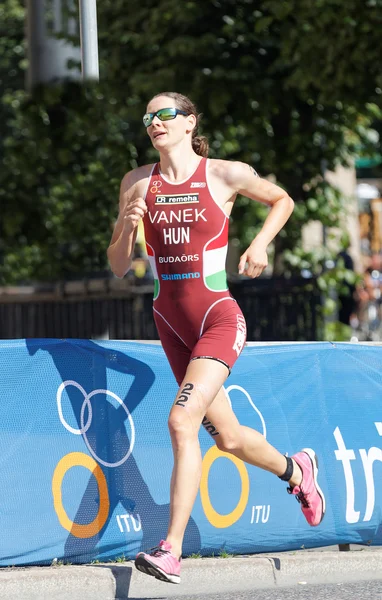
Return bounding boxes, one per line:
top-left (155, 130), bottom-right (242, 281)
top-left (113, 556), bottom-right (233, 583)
top-left (287, 487), bottom-right (310, 508)
top-left (296, 490), bottom-right (310, 508)
top-left (149, 545), bottom-right (170, 558)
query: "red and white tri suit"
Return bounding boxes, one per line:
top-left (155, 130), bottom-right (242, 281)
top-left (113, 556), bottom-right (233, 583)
top-left (143, 158), bottom-right (246, 384)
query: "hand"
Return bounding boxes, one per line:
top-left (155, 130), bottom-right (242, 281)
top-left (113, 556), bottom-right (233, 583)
top-left (122, 197), bottom-right (147, 231)
top-left (238, 241), bottom-right (268, 278)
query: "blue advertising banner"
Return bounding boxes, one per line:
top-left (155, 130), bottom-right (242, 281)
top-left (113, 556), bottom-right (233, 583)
top-left (0, 339), bottom-right (381, 566)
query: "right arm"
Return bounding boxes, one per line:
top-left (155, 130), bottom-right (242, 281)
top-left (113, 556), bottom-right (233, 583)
top-left (107, 172), bottom-right (147, 278)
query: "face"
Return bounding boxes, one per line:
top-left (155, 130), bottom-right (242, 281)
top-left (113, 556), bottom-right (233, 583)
top-left (145, 96), bottom-right (196, 151)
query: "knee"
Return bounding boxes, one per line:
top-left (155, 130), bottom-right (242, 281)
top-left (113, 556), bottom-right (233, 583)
top-left (168, 413), bottom-right (196, 445)
top-left (214, 432), bottom-right (242, 454)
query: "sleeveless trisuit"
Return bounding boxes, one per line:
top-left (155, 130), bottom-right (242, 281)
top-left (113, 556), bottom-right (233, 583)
top-left (143, 158), bottom-right (246, 384)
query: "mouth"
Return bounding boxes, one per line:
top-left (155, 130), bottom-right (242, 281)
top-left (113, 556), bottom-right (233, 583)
top-left (153, 131), bottom-right (166, 139)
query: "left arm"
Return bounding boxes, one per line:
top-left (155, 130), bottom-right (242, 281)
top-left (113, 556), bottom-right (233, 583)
top-left (226, 162), bottom-right (294, 278)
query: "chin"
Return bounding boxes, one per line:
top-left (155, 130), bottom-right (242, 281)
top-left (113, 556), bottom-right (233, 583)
top-left (153, 139), bottom-right (169, 151)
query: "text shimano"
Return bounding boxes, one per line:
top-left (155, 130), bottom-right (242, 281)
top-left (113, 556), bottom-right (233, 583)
top-left (161, 272), bottom-right (201, 281)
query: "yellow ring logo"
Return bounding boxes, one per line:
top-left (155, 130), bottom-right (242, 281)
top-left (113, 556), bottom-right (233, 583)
top-left (200, 446), bottom-right (249, 528)
top-left (52, 452), bottom-right (110, 539)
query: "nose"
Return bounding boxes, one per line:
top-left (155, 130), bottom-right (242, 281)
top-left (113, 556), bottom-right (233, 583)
top-left (151, 115), bottom-right (162, 126)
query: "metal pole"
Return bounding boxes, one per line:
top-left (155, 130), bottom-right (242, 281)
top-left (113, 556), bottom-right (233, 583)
top-left (26, 0), bottom-right (44, 91)
top-left (26, 0), bottom-right (81, 90)
top-left (78, 0), bottom-right (99, 81)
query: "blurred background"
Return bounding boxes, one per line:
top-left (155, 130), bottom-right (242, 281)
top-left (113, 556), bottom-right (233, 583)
top-left (1, 0), bottom-right (382, 342)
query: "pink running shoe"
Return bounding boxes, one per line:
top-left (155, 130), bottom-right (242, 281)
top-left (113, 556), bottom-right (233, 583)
top-left (288, 448), bottom-right (326, 526)
top-left (135, 540), bottom-right (181, 584)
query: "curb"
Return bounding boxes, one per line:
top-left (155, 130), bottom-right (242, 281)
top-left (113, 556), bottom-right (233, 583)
top-left (1, 550), bottom-right (382, 599)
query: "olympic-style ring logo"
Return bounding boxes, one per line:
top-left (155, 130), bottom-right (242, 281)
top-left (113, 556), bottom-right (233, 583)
top-left (52, 380), bottom-right (136, 538)
top-left (56, 380), bottom-right (135, 467)
top-left (199, 384), bottom-right (266, 529)
top-left (52, 380), bottom-right (264, 537)
top-left (150, 180), bottom-right (162, 193)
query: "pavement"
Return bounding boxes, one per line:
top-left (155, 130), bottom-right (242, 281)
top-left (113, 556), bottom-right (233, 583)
top-left (0, 546), bottom-right (382, 600)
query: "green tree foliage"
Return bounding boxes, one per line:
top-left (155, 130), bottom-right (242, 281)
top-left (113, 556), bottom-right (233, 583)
top-left (269, 0), bottom-right (382, 107)
top-left (0, 0), bottom-right (25, 98)
top-left (0, 0), bottom-right (27, 280)
top-left (1, 0), bottom-right (381, 283)
top-left (1, 84), bottom-right (137, 281)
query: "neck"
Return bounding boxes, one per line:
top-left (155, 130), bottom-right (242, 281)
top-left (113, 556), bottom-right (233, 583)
top-left (159, 145), bottom-right (201, 182)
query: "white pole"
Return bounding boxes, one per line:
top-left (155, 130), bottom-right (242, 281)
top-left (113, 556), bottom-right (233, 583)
top-left (79, 0), bottom-right (99, 81)
top-left (26, 0), bottom-right (81, 90)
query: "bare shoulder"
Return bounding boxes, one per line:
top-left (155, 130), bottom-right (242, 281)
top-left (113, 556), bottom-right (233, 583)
top-left (120, 163), bottom-right (154, 194)
top-left (208, 159), bottom-right (258, 191)
top-left (207, 158), bottom-right (233, 179)
top-left (119, 163), bottom-right (155, 206)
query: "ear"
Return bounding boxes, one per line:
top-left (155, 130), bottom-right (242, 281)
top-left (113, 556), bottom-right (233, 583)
top-left (185, 113), bottom-right (197, 134)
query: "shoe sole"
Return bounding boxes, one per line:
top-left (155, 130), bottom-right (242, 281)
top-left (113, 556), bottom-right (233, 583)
top-left (301, 447), bottom-right (326, 524)
top-left (134, 554), bottom-right (180, 584)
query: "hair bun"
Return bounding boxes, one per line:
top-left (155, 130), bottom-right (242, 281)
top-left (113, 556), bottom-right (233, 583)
top-left (192, 135), bottom-right (209, 158)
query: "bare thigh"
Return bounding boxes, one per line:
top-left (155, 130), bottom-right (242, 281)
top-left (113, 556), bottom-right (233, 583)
top-left (169, 359), bottom-right (230, 428)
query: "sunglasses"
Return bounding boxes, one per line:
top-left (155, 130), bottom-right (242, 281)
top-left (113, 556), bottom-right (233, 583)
top-left (143, 107), bottom-right (188, 128)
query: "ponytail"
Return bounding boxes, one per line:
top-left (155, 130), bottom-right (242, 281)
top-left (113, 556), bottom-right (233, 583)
top-left (192, 135), bottom-right (209, 157)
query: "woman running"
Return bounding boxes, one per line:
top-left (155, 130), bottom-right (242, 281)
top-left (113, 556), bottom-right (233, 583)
top-left (107, 92), bottom-right (325, 585)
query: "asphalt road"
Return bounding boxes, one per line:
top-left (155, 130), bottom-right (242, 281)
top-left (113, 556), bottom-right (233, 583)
top-left (146, 579), bottom-right (382, 600)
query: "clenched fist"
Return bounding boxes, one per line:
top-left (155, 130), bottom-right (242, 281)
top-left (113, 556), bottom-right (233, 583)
top-left (122, 197), bottom-right (148, 231)
top-left (238, 239), bottom-right (268, 278)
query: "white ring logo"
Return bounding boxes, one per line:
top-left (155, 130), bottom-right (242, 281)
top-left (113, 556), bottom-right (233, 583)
top-left (57, 380), bottom-right (135, 468)
top-left (225, 384), bottom-right (266, 438)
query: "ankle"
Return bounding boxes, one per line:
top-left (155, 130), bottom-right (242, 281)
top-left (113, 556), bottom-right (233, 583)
top-left (288, 460), bottom-right (303, 488)
top-left (166, 539), bottom-right (182, 560)
top-left (172, 548), bottom-right (182, 561)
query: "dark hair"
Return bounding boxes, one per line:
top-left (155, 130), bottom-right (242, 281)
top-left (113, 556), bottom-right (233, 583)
top-left (150, 92), bottom-right (209, 157)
